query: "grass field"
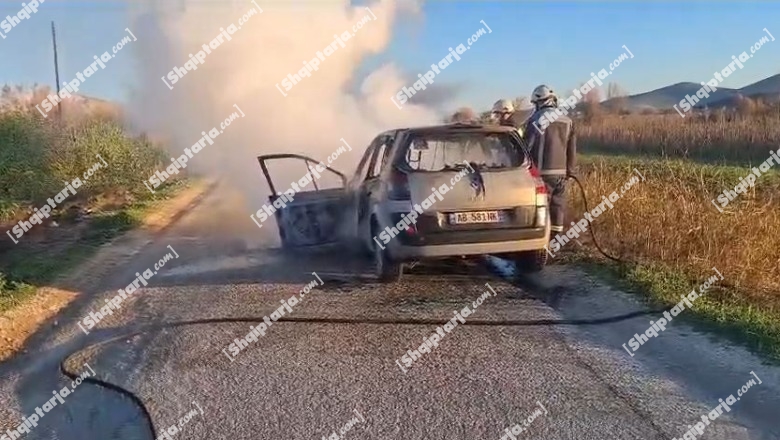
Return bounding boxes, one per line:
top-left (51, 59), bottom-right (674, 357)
top-left (569, 112), bottom-right (780, 360)
top-left (579, 112), bottom-right (780, 163)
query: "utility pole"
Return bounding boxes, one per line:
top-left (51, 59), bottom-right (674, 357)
top-left (51, 21), bottom-right (62, 122)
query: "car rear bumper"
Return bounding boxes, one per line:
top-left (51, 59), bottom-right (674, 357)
top-left (386, 226), bottom-right (549, 259)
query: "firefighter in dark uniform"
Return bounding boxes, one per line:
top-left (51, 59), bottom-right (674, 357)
top-left (491, 99), bottom-right (525, 136)
top-left (523, 85), bottom-right (577, 237)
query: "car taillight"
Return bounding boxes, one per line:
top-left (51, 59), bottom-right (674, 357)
top-left (391, 212), bottom-right (417, 236)
top-left (529, 164), bottom-right (547, 200)
top-left (388, 168), bottom-right (411, 200)
top-left (529, 164), bottom-right (548, 227)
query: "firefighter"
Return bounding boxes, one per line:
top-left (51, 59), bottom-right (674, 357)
top-left (493, 99), bottom-right (527, 137)
top-left (451, 107), bottom-right (477, 123)
top-left (523, 85), bottom-right (577, 238)
top-left (491, 99), bottom-right (514, 125)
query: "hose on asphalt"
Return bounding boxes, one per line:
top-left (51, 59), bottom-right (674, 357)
top-left (566, 175), bottom-right (625, 264)
top-left (59, 175), bottom-right (632, 438)
top-left (60, 308), bottom-right (664, 438)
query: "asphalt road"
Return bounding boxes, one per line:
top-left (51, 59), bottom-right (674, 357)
top-left (0, 184), bottom-right (778, 440)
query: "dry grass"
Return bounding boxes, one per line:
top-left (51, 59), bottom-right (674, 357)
top-left (571, 156), bottom-right (780, 296)
top-left (571, 110), bottom-right (780, 357)
top-left (579, 113), bottom-right (780, 163)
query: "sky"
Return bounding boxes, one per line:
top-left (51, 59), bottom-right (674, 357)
top-left (0, 1), bottom-right (778, 113)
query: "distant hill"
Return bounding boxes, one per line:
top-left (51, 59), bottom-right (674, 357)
top-left (739, 74), bottom-right (780, 95)
top-left (603, 73), bottom-right (780, 112)
top-left (609, 82), bottom-right (737, 110)
top-left (705, 91), bottom-right (780, 109)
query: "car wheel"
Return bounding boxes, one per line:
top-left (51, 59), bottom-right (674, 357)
top-left (512, 249), bottom-right (548, 273)
top-left (372, 220), bottom-right (402, 282)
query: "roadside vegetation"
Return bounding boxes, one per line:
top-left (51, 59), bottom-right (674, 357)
top-left (0, 85), bottom-right (186, 312)
top-left (565, 155), bottom-right (780, 360)
top-left (579, 111), bottom-right (780, 163)
top-left (451, 99), bottom-right (780, 360)
top-left (571, 105), bottom-right (780, 360)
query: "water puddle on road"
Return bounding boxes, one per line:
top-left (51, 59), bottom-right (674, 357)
top-left (160, 254), bottom-right (282, 277)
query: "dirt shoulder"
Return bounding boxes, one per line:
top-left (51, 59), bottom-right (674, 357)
top-left (0, 179), bottom-right (216, 362)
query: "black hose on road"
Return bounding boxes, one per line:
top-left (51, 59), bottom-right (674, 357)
top-left (59, 174), bottom-right (634, 438)
top-left (60, 308), bottom-right (664, 439)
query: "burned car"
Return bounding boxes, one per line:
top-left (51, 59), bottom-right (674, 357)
top-left (257, 123), bottom-right (550, 282)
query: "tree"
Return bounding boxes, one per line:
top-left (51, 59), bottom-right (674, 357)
top-left (607, 82), bottom-right (629, 114)
top-left (449, 107), bottom-right (477, 123)
top-left (606, 82), bottom-right (627, 99)
top-left (513, 96), bottom-right (530, 110)
top-left (577, 83), bottom-right (602, 122)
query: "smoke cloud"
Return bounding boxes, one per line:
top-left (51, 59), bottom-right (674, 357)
top-left (126, 0), bottom-right (439, 211)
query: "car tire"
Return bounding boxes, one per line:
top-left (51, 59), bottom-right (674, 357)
top-left (512, 249), bottom-right (548, 273)
top-left (372, 219), bottom-right (402, 282)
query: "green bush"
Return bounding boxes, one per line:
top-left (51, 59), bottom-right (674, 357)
top-left (49, 118), bottom-right (168, 198)
top-left (0, 111), bottom-right (59, 209)
top-left (0, 110), bottom-right (168, 222)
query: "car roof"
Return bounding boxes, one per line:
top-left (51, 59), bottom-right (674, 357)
top-left (388, 123), bottom-right (518, 137)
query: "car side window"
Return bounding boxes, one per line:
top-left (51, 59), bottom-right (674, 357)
top-left (352, 139), bottom-right (379, 185)
top-left (368, 135), bottom-right (393, 178)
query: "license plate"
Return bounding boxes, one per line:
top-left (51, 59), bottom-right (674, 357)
top-left (449, 211), bottom-right (503, 224)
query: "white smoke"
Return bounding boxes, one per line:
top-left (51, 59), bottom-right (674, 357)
top-left (125, 0), bottom-right (439, 211)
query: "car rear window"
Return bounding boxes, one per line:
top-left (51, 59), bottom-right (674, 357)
top-left (401, 132), bottom-right (525, 172)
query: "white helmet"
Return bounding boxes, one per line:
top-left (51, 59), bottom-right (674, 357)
top-left (531, 85), bottom-right (557, 105)
top-left (451, 107), bottom-right (477, 123)
top-left (492, 99), bottom-right (514, 114)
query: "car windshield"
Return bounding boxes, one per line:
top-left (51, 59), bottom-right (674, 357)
top-left (402, 132), bottom-right (524, 172)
